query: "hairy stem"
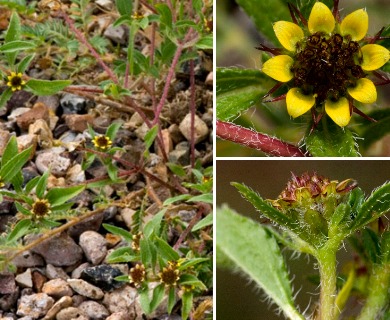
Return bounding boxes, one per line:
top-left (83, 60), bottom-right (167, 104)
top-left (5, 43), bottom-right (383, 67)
top-left (216, 120), bottom-right (306, 157)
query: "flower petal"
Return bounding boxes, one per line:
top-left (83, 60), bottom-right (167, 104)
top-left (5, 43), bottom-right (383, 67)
top-left (360, 44), bottom-right (390, 71)
top-left (347, 78), bottom-right (377, 104)
top-left (273, 21), bottom-right (304, 52)
top-left (340, 9), bottom-right (368, 41)
top-left (262, 55), bottom-right (294, 82)
top-left (286, 88), bottom-right (315, 118)
top-left (325, 97), bottom-right (351, 127)
top-left (308, 2), bottom-right (335, 34)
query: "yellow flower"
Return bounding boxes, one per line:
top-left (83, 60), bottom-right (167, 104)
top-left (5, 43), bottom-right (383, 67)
top-left (129, 263), bottom-right (146, 287)
top-left (6, 72), bottom-right (26, 92)
top-left (31, 199), bottom-right (51, 217)
top-left (159, 261), bottom-right (180, 287)
top-left (261, 2), bottom-right (390, 127)
top-left (92, 135), bottom-right (112, 150)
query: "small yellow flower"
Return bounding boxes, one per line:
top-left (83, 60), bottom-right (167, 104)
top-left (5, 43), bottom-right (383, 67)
top-left (92, 135), bottom-right (112, 150)
top-left (129, 263), bottom-right (146, 287)
top-left (131, 232), bottom-right (142, 252)
top-left (31, 199), bottom-right (51, 217)
top-left (159, 261), bottom-right (180, 287)
top-left (6, 72), bottom-right (26, 92)
top-left (260, 2), bottom-right (390, 127)
top-left (131, 12), bottom-right (144, 20)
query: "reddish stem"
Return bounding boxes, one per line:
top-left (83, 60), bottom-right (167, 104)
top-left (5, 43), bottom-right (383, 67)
top-left (216, 120), bottom-right (306, 157)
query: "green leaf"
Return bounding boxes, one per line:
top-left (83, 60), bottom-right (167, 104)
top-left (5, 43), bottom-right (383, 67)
top-left (143, 209), bottom-right (166, 238)
top-left (231, 182), bottom-right (302, 236)
top-left (163, 194), bottom-right (191, 206)
top-left (143, 125), bottom-right (159, 156)
top-left (36, 171), bottom-right (49, 199)
top-left (381, 231), bottom-right (390, 263)
top-left (7, 219), bottom-right (32, 242)
top-left (15, 202), bottom-right (32, 216)
top-left (179, 274), bottom-right (207, 290)
top-left (106, 247), bottom-right (139, 263)
top-left (188, 193), bottom-right (213, 204)
top-left (351, 182), bottom-right (390, 231)
top-left (0, 88), bottom-right (13, 109)
top-left (216, 68), bottom-right (272, 121)
top-left (107, 162), bottom-right (118, 182)
top-left (103, 223), bottom-right (133, 242)
top-left (5, 12), bottom-right (21, 65)
top-left (0, 40), bottom-right (36, 53)
top-left (362, 228), bottom-right (380, 264)
top-left (26, 79), bottom-right (72, 96)
top-left (167, 286), bottom-right (176, 314)
top-left (2, 136), bottom-right (18, 167)
top-left (25, 176), bottom-right (40, 195)
top-left (46, 185), bottom-right (85, 206)
top-left (305, 118), bottom-right (359, 157)
top-left (192, 214), bottom-right (213, 231)
top-left (106, 122), bottom-right (122, 141)
top-left (139, 285), bottom-right (151, 315)
top-left (155, 237), bottom-right (180, 261)
top-left (17, 54), bottom-right (35, 74)
top-left (196, 35), bottom-right (213, 50)
top-left (155, 4), bottom-right (173, 29)
top-left (150, 283), bottom-right (165, 313)
top-left (178, 258), bottom-right (209, 271)
top-left (360, 110), bottom-right (390, 150)
top-left (140, 238), bottom-right (157, 269)
top-left (115, 0), bottom-right (132, 16)
top-left (114, 275), bottom-right (130, 282)
top-left (181, 291), bottom-right (193, 320)
top-left (217, 205), bottom-right (304, 320)
top-left (0, 147), bottom-right (32, 183)
top-left (166, 163), bottom-right (187, 177)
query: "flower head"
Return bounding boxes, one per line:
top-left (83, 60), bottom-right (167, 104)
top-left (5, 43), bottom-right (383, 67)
top-left (260, 1), bottom-right (390, 127)
top-left (92, 135), bottom-right (112, 150)
top-left (129, 263), bottom-right (146, 287)
top-left (159, 261), bottom-right (180, 287)
top-left (6, 72), bottom-right (26, 92)
top-left (31, 199), bottom-right (51, 217)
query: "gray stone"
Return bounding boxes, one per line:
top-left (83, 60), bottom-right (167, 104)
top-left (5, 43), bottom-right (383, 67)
top-left (103, 24), bottom-right (128, 45)
top-left (127, 112), bottom-right (144, 129)
top-left (43, 296), bottom-right (73, 320)
top-left (120, 208), bottom-right (136, 229)
top-left (179, 113), bottom-right (209, 144)
top-left (134, 122), bottom-right (149, 141)
top-left (13, 251), bottom-right (45, 268)
top-left (79, 231), bottom-right (107, 265)
top-left (78, 301), bottom-right (109, 320)
top-left (42, 279), bottom-right (73, 298)
top-left (16, 293), bottom-right (54, 318)
top-left (35, 150), bottom-right (71, 177)
top-left (55, 307), bottom-right (85, 320)
top-left (31, 233), bottom-right (83, 267)
top-left (15, 268), bottom-right (33, 288)
top-left (66, 164), bottom-right (85, 184)
top-left (96, 0), bottom-right (114, 10)
top-left (0, 288), bottom-right (19, 311)
top-left (71, 262), bottom-right (91, 279)
top-left (46, 264), bottom-right (69, 280)
top-left (68, 213), bottom-right (104, 238)
top-left (102, 286), bottom-right (138, 314)
top-left (67, 279), bottom-right (104, 300)
top-left (60, 94), bottom-right (88, 114)
top-left (168, 142), bottom-right (190, 165)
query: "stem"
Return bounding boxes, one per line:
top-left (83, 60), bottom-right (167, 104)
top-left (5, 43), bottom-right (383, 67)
top-left (216, 120), bottom-right (306, 157)
top-left (189, 58), bottom-right (196, 168)
top-left (356, 263), bottom-right (390, 320)
top-left (317, 246), bottom-right (338, 320)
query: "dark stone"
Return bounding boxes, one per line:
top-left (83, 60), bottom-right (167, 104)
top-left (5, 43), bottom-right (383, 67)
top-left (80, 265), bottom-right (124, 291)
top-left (68, 212), bottom-right (104, 238)
top-left (22, 167), bottom-right (40, 186)
top-left (0, 287), bottom-right (19, 311)
top-left (0, 273), bottom-right (16, 294)
top-left (60, 93), bottom-right (88, 114)
top-left (0, 200), bottom-right (14, 215)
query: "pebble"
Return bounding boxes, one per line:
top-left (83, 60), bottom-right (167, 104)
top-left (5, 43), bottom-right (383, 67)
top-left (46, 264), bottom-right (69, 280)
top-left (156, 129), bottom-right (173, 157)
top-left (0, 129), bottom-right (10, 156)
top-left (103, 24), bottom-right (128, 45)
top-left (67, 279), bottom-right (104, 300)
top-left (71, 263), bottom-right (91, 279)
top-left (120, 208), bottom-right (136, 229)
top-left (22, 167), bottom-right (40, 186)
top-left (16, 103), bottom-right (50, 130)
top-left (0, 288), bottom-right (19, 311)
top-left (179, 113), bottom-right (209, 144)
top-left (12, 251), bottom-right (44, 268)
top-left (36, 95), bottom-right (60, 113)
top-left (42, 279), bottom-right (73, 298)
top-left (35, 150), bottom-right (71, 177)
top-left (42, 296), bottom-right (73, 320)
top-left (55, 307), bottom-right (86, 320)
top-left (81, 265), bottom-right (124, 291)
top-left (60, 93), bottom-right (88, 114)
top-left (0, 273), bottom-right (16, 295)
top-left (29, 119), bottom-right (54, 148)
top-left (66, 164), bottom-right (85, 184)
top-left (8, 107), bottom-right (30, 122)
top-left (106, 312), bottom-right (127, 320)
top-left (16, 293), bottom-right (54, 318)
top-left (65, 114), bottom-right (94, 132)
top-left (31, 232), bottom-right (83, 267)
top-left (134, 122), bottom-right (149, 141)
top-left (168, 141), bottom-right (190, 165)
top-left (17, 134), bottom-right (38, 154)
top-left (95, 0), bottom-right (113, 10)
top-left (205, 71), bottom-right (213, 86)
top-left (127, 113), bottom-right (144, 129)
top-left (32, 270), bottom-right (47, 292)
top-left (15, 268), bottom-right (33, 288)
top-left (79, 231), bottom-right (108, 265)
top-left (78, 300), bottom-right (109, 320)
top-left (102, 286), bottom-right (138, 314)
top-left (68, 212), bottom-right (104, 238)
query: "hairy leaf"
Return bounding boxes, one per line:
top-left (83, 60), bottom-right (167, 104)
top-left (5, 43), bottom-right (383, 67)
top-left (0, 40), bottom-right (36, 53)
top-left (26, 79), bottom-right (72, 96)
top-left (7, 219), bottom-right (32, 243)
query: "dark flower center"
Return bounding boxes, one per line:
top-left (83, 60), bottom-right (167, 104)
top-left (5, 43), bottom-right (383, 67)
top-left (11, 75), bottom-right (23, 87)
top-left (293, 33), bottom-right (364, 102)
top-left (95, 136), bottom-right (110, 148)
top-left (160, 264), bottom-right (179, 287)
top-left (32, 200), bottom-right (50, 217)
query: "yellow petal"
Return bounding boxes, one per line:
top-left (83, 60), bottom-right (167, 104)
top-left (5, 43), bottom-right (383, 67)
top-left (360, 44), bottom-right (390, 71)
top-left (286, 88), bottom-right (315, 118)
top-left (273, 21), bottom-right (304, 52)
top-left (340, 9), bottom-right (368, 41)
top-left (325, 97), bottom-right (351, 127)
top-left (308, 2), bottom-right (335, 35)
top-left (347, 78), bottom-right (377, 104)
top-left (262, 55), bottom-right (294, 82)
